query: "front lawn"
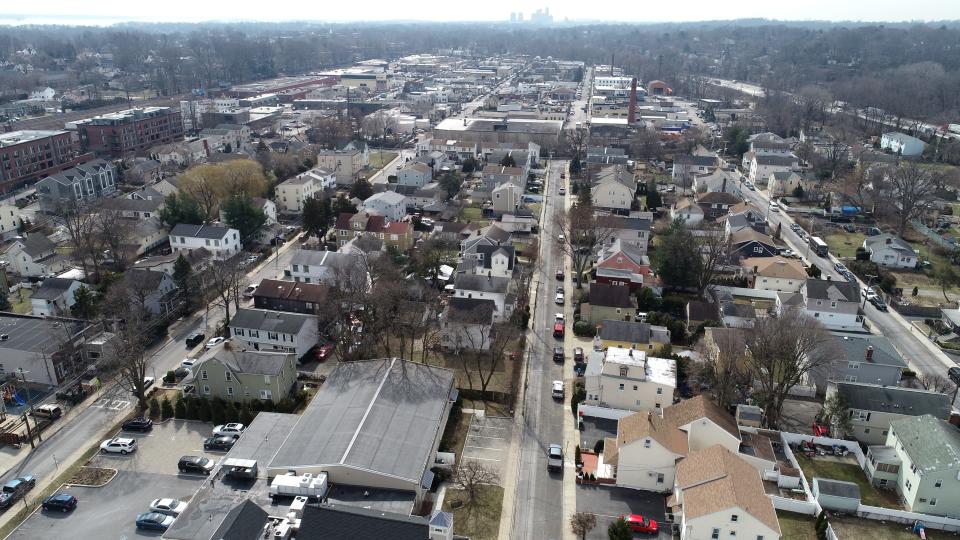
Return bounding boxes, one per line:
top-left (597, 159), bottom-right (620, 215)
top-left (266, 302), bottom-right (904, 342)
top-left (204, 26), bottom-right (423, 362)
top-left (794, 455), bottom-right (902, 509)
top-left (824, 231), bottom-right (865, 259)
top-left (367, 150), bottom-right (398, 173)
top-left (442, 485), bottom-right (504, 540)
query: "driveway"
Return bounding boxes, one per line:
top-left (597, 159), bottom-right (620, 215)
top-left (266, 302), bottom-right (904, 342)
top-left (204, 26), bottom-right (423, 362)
top-left (8, 419), bottom-right (220, 540)
top-left (578, 416), bottom-right (617, 454)
top-left (576, 484), bottom-right (671, 539)
top-left (460, 414), bottom-right (512, 480)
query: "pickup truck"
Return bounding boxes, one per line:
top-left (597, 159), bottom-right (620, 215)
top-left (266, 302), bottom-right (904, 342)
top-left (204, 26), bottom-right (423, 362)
top-left (0, 475), bottom-right (36, 509)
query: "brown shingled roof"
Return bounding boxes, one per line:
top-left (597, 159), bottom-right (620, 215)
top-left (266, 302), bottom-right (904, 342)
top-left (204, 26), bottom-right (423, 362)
top-left (616, 411), bottom-right (689, 456)
top-left (676, 445), bottom-right (780, 536)
top-left (662, 395), bottom-right (741, 440)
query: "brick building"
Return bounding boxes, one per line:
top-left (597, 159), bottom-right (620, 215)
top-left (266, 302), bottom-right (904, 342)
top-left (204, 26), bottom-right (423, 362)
top-left (0, 130), bottom-right (91, 193)
top-left (75, 107), bottom-right (184, 157)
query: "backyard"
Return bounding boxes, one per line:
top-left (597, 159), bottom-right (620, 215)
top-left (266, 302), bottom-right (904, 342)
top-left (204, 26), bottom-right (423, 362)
top-left (459, 206), bottom-right (490, 226)
top-left (794, 455), bottom-right (902, 509)
top-left (368, 150), bottom-right (398, 173)
top-left (776, 511), bottom-right (816, 540)
top-left (830, 516), bottom-right (922, 540)
top-left (824, 231), bottom-right (865, 259)
top-left (442, 485), bottom-right (504, 540)
top-left (9, 287), bottom-right (32, 314)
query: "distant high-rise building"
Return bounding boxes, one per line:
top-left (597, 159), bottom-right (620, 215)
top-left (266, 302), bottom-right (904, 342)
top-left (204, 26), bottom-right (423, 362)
top-left (510, 12), bottom-right (516, 22)
top-left (530, 7), bottom-right (553, 25)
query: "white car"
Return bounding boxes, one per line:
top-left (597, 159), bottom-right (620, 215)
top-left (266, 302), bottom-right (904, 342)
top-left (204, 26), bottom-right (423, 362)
top-left (243, 285), bottom-right (257, 298)
top-left (205, 337), bottom-right (225, 349)
top-left (779, 249), bottom-right (796, 258)
top-left (149, 498), bottom-right (188, 516)
top-left (555, 313), bottom-right (565, 322)
top-left (213, 423), bottom-right (245, 438)
top-left (557, 234), bottom-right (565, 242)
top-left (555, 292), bottom-right (564, 305)
top-left (100, 437), bottom-right (137, 454)
top-left (142, 376), bottom-right (155, 389)
top-left (180, 358), bottom-right (196, 370)
top-left (552, 380), bottom-right (565, 400)
top-left (769, 202), bottom-right (781, 212)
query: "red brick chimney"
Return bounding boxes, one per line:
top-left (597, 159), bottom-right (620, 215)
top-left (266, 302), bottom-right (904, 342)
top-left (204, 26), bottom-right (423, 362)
top-left (628, 78), bottom-right (638, 124)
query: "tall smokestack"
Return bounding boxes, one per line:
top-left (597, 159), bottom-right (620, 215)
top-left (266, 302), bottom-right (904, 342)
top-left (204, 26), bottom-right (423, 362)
top-left (628, 77), bottom-right (638, 125)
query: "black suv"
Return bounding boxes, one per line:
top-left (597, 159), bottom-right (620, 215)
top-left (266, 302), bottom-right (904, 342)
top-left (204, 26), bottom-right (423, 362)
top-left (42, 493), bottom-right (78, 512)
top-left (185, 332), bottom-right (206, 348)
top-left (122, 417), bottom-right (154, 432)
top-left (178, 456), bottom-right (214, 475)
top-left (203, 436), bottom-right (236, 452)
top-left (553, 347), bottom-right (565, 362)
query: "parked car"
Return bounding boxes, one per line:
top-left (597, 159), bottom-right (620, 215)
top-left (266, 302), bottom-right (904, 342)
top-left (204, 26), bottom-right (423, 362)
top-left (547, 444), bottom-right (563, 472)
top-left (149, 498), bottom-right (188, 516)
top-left (769, 202), bottom-right (781, 213)
top-left (178, 456), bottom-right (215, 475)
top-left (243, 285), bottom-right (257, 298)
top-left (948, 366), bottom-right (960, 385)
top-left (559, 187), bottom-right (566, 195)
top-left (100, 437), bottom-right (137, 454)
top-left (0, 476), bottom-right (36, 508)
top-left (203, 436), bottom-right (236, 452)
top-left (555, 292), bottom-right (564, 305)
top-left (553, 347), bottom-right (565, 362)
top-left (314, 342), bottom-right (335, 361)
top-left (573, 347), bottom-right (585, 363)
top-left (41, 493), bottom-right (77, 512)
top-left (121, 417), bottom-right (154, 432)
top-left (553, 322), bottom-right (565, 338)
top-left (142, 376), bottom-right (155, 389)
top-left (205, 336), bottom-right (226, 349)
top-left (555, 270), bottom-right (564, 280)
top-left (834, 262), bottom-right (848, 274)
top-left (552, 380), bottom-right (564, 400)
top-left (185, 332), bottom-right (206, 348)
top-left (870, 295), bottom-right (888, 311)
top-left (779, 249), bottom-right (796, 258)
top-left (136, 512), bottom-right (176, 531)
top-left (557, 285), bottom-right (565, 294)
top-left (180, 358), bottom-right (197, 371)
top-left (213, 423), bottom-right (245, 438)
top-left (620, 513), bottom-right (658, 533)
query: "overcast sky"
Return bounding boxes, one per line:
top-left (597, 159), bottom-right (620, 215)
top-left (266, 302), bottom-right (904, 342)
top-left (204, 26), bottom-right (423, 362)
top-left (2, 0), bottom-right (959, 25)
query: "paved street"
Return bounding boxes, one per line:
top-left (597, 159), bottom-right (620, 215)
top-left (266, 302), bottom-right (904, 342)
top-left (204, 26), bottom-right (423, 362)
top-left (511, 159), bottom-right (569, 540)
top-left (0, 235), bottom-right (303, 531)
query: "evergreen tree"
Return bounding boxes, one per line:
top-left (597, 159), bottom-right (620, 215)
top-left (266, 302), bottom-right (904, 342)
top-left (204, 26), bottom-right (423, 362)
top-left (222, 194), bottom-right (267, 245)
top-left (71, 285), bottom-right (98, 319)
top-left (0, 289), bottom-right (10, 311)
top-left (577, 181), bottom-right (593, 208)
top-left (499, 154), bottom-right (517, 167)
top-left (645, 179), bottom-right (663, 209)
top-left (159, 192), bottom-right (205, 229)
top-left (349, 177), bottom-right (374, 200)
top-left (172, 254), bottom-right (194, 312)
top-left (302, 196), bottom-right (332, 238)
top-left (332, 194), bottom-right (357, 215)
top-left (607, 518), bottom-right (632, 540)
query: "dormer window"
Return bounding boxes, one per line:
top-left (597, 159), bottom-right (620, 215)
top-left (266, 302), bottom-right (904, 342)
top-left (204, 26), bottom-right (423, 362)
top-left (619, 366), bottom-right (628, 377)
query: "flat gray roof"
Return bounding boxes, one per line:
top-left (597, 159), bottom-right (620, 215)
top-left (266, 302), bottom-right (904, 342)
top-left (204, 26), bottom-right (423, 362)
top-left (0, 315), bottom-right (87, 354)
top-left (269, 358), bottom-right (455, 484)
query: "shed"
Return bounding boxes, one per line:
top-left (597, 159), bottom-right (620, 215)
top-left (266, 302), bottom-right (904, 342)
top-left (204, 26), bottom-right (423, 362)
top-left (812, 477), bottom-right (861, 512)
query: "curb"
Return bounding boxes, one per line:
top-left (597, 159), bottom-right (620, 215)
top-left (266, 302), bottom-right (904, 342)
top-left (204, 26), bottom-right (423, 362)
top-left (64, 466), bottom-right (118, 489)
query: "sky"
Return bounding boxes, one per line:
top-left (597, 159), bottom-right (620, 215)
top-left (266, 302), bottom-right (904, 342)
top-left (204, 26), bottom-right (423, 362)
top-left (1, 0), bottom-right (959, 25)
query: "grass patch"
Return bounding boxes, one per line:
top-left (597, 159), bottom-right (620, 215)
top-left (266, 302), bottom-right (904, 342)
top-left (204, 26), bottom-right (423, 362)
top-left (794, 455), bottom-right (902, 509)
top-left (367, 151), bottom-right (398, 173)
top-left (824, 231), bottom-right (865, 259)
top-left (442, 485), bottom-right (504, 540)
top-left (9, 288), bottom-right (32, 314)
top-left (830, 516), bottom-right (920, 540)
top-left (460, 207), bottom-right (484, 222)
top-left (68, 466), bottom-right (116, 487)
top-left (776, 511), bottom-right (817, 540)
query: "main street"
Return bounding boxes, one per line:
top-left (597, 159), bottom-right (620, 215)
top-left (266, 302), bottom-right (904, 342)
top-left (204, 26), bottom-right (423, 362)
top-left (739, 185), bottom-right (959, 385)
top-left (0, 235), bottom-right (303, 528)
top-left (511, 159), bottom-right (569, 540)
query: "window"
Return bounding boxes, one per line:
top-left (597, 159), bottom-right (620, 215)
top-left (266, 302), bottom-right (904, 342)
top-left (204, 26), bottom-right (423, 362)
top-left (655, 403), bottom-right (661, 408)
top-left (619, 384), bottom-right (624, 390)
top-left (656, 387), bottom-right (663, 394)
top-left (227, 387), bottom-right (234, 396)
top-left (633, 385), bottom-right (638, 391)
top-left (931, 498), bottom-right (938, 506)
top-left (731, 515), bottom-right (739, 522)
top-left (203, 385), bottom-right (210, 395)
top-left (906, 479), bottom-right (913, 491)
top-left (847, 361), bottom-right (860, 369)
top-left (935, 479), bottom-right (943, 488)
top-left (264, 375), bottom-right (271, 383)
top-left (260, 389), bottom-right (272, 400)
top-left (234, 328), bottom-right (245, 336)
top-left (200, 370), bottom-right (208, 380)
top-left (225, 372), bottom-right (232, 382)
top-left (712, 529), bottom-right (720, 540)
top-left (879, 479), bottom-right (888, 486)
top-left (268, 332), bottom-right (279, 340)
top-left (619, 366), bottom-right (628, 377)
top-left (644, 439), bottom-right (651, 448)
top-left (656, 473), bottom-right (664, 484)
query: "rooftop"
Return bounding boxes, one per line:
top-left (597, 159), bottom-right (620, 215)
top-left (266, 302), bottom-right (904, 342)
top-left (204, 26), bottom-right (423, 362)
top-left (889, 414), bottom-right (960, 473)
top-left (0, 314), bottom-right (88, 355)
top-left (0, 130), bottom-right (67, 147)
top-left (170, 223), bottom-right (234, 240)
top-left (814, 478), bottom-right (862, 500)
top-left (831, 381), bottom-right (949, 418)
top-left (268, 358), bottom-right (456, 484)
top-left (831, 333), bottom-right (907, 368)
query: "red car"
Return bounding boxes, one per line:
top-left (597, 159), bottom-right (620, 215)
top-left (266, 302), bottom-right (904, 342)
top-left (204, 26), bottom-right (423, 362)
top-left (620, 513), bottom-right (658, 534)
top-left (553, 322), bottom-right (565, 338)
top-left (812, 422), bottom-right (830, 437)
top-left (315, 343), bottom-right (335, 361)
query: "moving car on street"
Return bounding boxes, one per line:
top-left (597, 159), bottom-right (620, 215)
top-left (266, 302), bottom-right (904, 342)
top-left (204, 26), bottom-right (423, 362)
top-left (547, 444), bottom-right (563, 472)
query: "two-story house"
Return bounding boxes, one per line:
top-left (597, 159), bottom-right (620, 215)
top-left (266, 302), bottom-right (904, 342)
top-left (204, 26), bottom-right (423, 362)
top-left (595, 242), bottom-right (650, 291)
top-left (826, 381), bottom-right (950, 446)
top-left (452, 273), bottom-right (511, 322)
top-left (169, 223), bottom-right (241, 260)
top-left (30, 278), bottom-right (83, 317)
top-left (0, 204), bottom-right (23, 240)
top-left (481, 164), bottom-right (525, 190)
top-left (316, 149), bottom-right (363, 186)
top-left (584, 283), bottom-right (637, 324)
top-left (812, 333), bottom-right (906, 392)
top-left (748, 153), bottom-right (800, 184)
top-left (460, 244), bottom-right (515, 279)
top-left (397, 163), bottom-right (433, 188)
top-left (798, 279), bottom-right (863, 331)
top-left (583, 347), bottom-right (676, 413)
top-left (591, 175), bottom-right (635, 212)
top-left (191, 342), bottom-right (297, 403)
top-left (743, 256), bottom-right (807, 293)
top-left (863, 234), bottom-right (918, 269)
top-left (692, 168), bottom-right (740, 196)
top-left (1, 233), bottom-right (69, 278)
top-left (597, 320), bottom-right (671, 351)
top-left (491, 182), bottom-right (523, 213)
top-left (362, 191), bottom-right (408, 222)
top-left (229, 308), bottom-right (319, 359)
top-left (672, 154), bottom-right (718, 186)
top-left (124, 269), bottom-right (178, 315)
top-left (672, 445), bottom-right (781, 540)
top-left (286, 250), bottom-right (367, 291)
top-left (670, 198), bottom-right (704, 226)
top-left (728, 228), bottom-right (778, 261)
top-left (252, 279), bottom-right (328, 315)
top-left (440, 297), bottom-right (497, 351)
top-left (600, 216), bottom-right (651, 254)
top-left (695, 191), bottom-right (741, 221)
top-left (35, 159), bottom-right (117, 214)
top-left (275, 168), bottom-right (332, 213)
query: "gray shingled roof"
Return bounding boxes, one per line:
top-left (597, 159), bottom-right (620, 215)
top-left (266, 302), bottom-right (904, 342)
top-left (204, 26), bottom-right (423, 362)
top-left (269, 358), bottom-right (455, 483)
top-left (17, 233), bottom-right (56, 258)
top-left (833, 381), bottom-right (949, 417)
top-left (805, 279), bottom-right (859, 302)
top-left (230, 308), bottom-right (314, 335)
top-left (32, 278), bottom-right (78, 300)
top-left (454, 273), bottom-right (510, 294)
top-left (598, 320), bottom-right (652, 343)
top-left (890, 415), bottom-right (960, 473)
top-left (204, 347), bottom-right (294, 376)
top-left (170, 223), bottom-right (233, 240)
top-left (296, 504), bottom-right (429, 540)
top-left (446, 297), bottom-right (496, 324)
top-left (211, 500), bottom-right (269, 540)
top-left (831, 333), bottom-right (906, 368)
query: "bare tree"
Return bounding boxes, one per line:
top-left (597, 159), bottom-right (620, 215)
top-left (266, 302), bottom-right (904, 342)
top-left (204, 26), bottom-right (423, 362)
top-left (455, 460), bottom-right (500, 506)
top-left (556, 206), bottom-right (614, 289)
top-left (696, 227), bottom-right (730, 294)
top-left (918, 373), bottom-right (955, 395)
top-left (695, 328), bottom-right (749, 410)
top-left (101, 282), bottom-right (153, 413)
top-left (362, 111), bottom-right (398, 163)
top-left (570, 512), bottom-right (598, 540)
top-left (882, 164), bottom-right (937, 237)
top-left (58, 199), bottom-right (101, 280)
top-left (94, 205), bottom-right (136, 272)
top-left (744, 308), bottom-right (842, 428)
top-left (208, 258), bottom-right (245, 329)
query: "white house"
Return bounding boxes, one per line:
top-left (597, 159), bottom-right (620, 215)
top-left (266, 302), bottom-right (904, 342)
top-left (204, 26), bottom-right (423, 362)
top-left (672, 445), bottom-right (781, 540)
top-left (229, 308), bottom-right (319, 359)
top-left (169, 223), bottom-right (241, 260)
top-left (0, 204), bottom-right (22, 240)
top-left (362, 191), bottom-right (408, 222)
top-left (459, 244), bottom-right (515, 280)
top-left (452, 273), bottom-right (511, 322)
top-left (286, 250), bottom-right (367, 290)
top-left (29, 87), bottom-right (55, 101)
top-left (30, 278), bottom-right (83, 317)
top-left (863, 234), bottom-right (918, 269)
top-left (881, 132), bottom-right (926, 157)
top-left (748, 153), bottom-right (800, 184)
top-left (670, 199), bottom-right (704, 226)
top-left (800, 279), bottom-right (863, 331)
top-left (743, 256), bottom-right (807, 293)
top-left (1, 233), bottom-right (69, 278)
top-left (275, 168), bottom-right (333, 213)
top-left (591, 176), bottom-right (635, 211)
top-left (583, 347), bottom-right (676, 413)
top-left (491, 182), bottom-right (522, 213)
top-left (398, 163), bottom-right (433, 188)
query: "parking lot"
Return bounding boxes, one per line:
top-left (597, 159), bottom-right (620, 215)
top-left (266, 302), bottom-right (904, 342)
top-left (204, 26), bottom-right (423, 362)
top-left (460, 413), bottom-right (512, 480)
top-left (8, 419), bottom-right (223, 540)
top-left (576, 484), bottom-right (670, 539)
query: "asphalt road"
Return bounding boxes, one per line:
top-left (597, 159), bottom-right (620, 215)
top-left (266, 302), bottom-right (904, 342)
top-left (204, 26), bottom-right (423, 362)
top-left (512, 159), bottom-right (568, 540)
top-left (0, 236), bottom-right (302, 510)
top-left (739, 186), bottom-right (959, 384)
top-left (566, 67), bottom-right (592, 130)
